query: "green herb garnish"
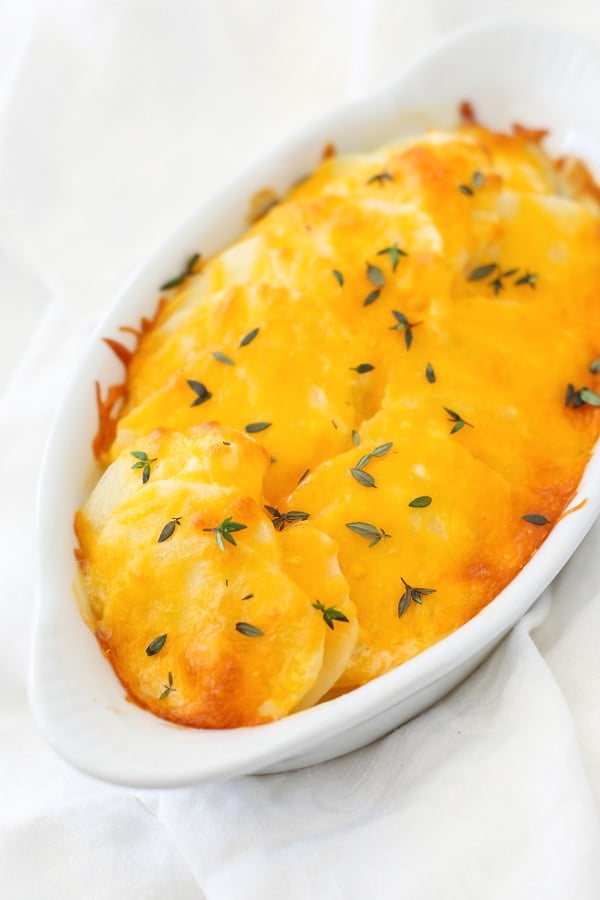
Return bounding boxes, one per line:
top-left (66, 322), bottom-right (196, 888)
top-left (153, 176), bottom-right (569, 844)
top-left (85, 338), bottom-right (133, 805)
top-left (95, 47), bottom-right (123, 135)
top-left (367, 171), bottom-right (393, 186)
top-left (376, 242), bottom-right (408, 272)
top-left (345, 521), bottom-right (391, 547)
top-left (468, 263), bottom-right (497, 282)
top-left (522, 514), bottom-right (551, 526)
top-left (408, 496), bottom-right (432, 508)
top-left (159, 671), bottom-right (176, 699)
top-left (160, 253), bottom-right (201, 290)
top-left (589, 357), bottom-right (600, 374)
top-left (514, 271), bottom-right (538, 288)
top-left (158, 517), bottom-right (182, 543)
top-left (363, 289), bottom-right (381, 306)
top-left (350, 467), bottom-right (376, 487)
top-left (443, 407), bottom-right (473, 434)
top-left (458, 184), bottom-right (474, 196)
top-left (241, 594), bottom-right (254, 601)
top-left (131, 450), bottom-right (157, 484)
top-left (312, 601), bottom-right (350, 630)
top-left (264, 505), bottom-right (310, 531)
top-left (204, 516), bottom-right (248, 551)
top-left (187, 380), bottom-right (212, 406)
top-left (366, 263), bottom-right (385, 288)
top-left (146, 634), bottom-right (167, 656)
top-left (332, 269), bottom-right (344, 286)
top-left (472, 171), bottom-right (486, 189)
top-left (352, 430), bottom-right (360, 446)
top-left (235, 622), bottom-right (264, 637)
top-left (389, 310), bottom-right (421, 349)
top-left (398, 577), bottom-right (436, 617)
top-left (425, 362), bottom-right (436, 383)
top-left (212, 351), bottom-right (234, 366)
top-left (240, 327), bottom-right (259, 347)
top-left (245, 422), bottom-right (272, 433)
top-left (351, 363), bottom-right (375, 374)
top-left (565, 384), bottom-right (600, 408)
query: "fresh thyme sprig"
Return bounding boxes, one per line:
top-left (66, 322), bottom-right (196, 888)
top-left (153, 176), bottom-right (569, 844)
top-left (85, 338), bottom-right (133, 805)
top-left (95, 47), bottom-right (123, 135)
top-left (345, 521), bottom-right (391, 547)
top-left (187, 380), bottom-right (212, 406)
top-left (159, 671), bottom-right (176, 699)
top-left (389, 310), bottom-right (421, 349)
top-left (467, 263), bottom-right (537, 294)
top-left (264, 505), bottom-right (310, 531)
top-left (160, 253), bottom-right (201, 290)
top-left (376, 242), bottom-right (408, 272)
top-left (398, 577), bottom-right (436, 617)
top-left (131, 450), bottom-right (157, 484)
top-left (443, 407), bottom-right (473, 434)
top-left (203, 516), bottom-right (247, 551)
top-left (349, 442), bottom-right (393, 488)
top-left (312, 601), bottom-right (350, 630)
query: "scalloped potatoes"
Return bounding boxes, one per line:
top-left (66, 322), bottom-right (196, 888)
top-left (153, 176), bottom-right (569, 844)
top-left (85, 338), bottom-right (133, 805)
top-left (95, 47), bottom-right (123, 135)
top-left (76, 117), bottom-right (600, 727)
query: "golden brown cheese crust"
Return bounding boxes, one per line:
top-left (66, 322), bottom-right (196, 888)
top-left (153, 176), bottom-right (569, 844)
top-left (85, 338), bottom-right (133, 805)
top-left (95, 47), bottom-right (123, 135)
top-left (78, 119), bottom-right (600, 726)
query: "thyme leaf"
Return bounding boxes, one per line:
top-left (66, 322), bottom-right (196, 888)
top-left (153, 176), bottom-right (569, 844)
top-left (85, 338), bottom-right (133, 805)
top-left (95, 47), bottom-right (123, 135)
top-left (245, 422), bottom-right (272, 433)
top-left (131, 451), bottom-right (157, 484)
top-left (589, 357), bottom-right (600, 374)
top-left (351, 363), bottom-right (375, 374)
top-left (390, 310), bottom-right (421, 350)
top-left (408, 496), bottom-right (432, 508)
top-left (376, 242), bottom-right (407, 272)
top-left (146, 634), bottom-right (167, 656)
top-left (350, 467), bottom-right (376, 488)
top-left (367, 171), bottom-right (393, 186)
top-left (187, 380), bottom-right (212, 407)
top-left (443, 407), bottom-right (473, 433)
top-left (363, 289), bottom-right (381, 306)
top-left (212, 351), bottom-right (234, 366)
top-left (158, 517), bottom-right (182, 543)
top-left (159, 671), bottom-right (175, 699)
top-left (352, 430), bottom-right (360, 447)
top-left (367, 263), bottom-right (385, 288)
top-left (425, 362), bottom-right (436, 383)
top-left (398, 577), bottom-right (436, 617)
top-left (312, 601), bottom-right (350, 630)
top-left (332, 269), bottom-right (344, 286)
top-left (514, 271), bottom-right (538, 288)
top-left (345, 521), bottom-right (391, 547)
top-left (468, 263), bottom-right (497, 282)
top-left (235, 622), bottom-right (264, 637)
top-left (239, 327), bottom-right (259, 347)
top-left (203, 516), bottom-right (247, 551)
top-left (522, 514), bottom-right (551, 526)
top-left (264, 505), bottom-right (310, 531)
top-left (160, 253), bottom-right (201, 290)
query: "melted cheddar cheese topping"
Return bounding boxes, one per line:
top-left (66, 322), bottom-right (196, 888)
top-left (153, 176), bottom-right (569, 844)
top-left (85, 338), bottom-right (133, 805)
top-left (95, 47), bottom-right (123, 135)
top-left (75, 118), bottom-right (600, 727)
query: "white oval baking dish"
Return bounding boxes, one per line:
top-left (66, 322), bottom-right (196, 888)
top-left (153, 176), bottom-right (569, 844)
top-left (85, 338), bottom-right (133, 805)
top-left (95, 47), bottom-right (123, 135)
top-left (30, 19), bottom-right (600, 787)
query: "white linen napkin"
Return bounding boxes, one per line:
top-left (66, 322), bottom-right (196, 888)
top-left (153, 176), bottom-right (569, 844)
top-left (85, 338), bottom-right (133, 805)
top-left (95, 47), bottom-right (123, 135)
top-left (1, 2), bottom-right (599, 897)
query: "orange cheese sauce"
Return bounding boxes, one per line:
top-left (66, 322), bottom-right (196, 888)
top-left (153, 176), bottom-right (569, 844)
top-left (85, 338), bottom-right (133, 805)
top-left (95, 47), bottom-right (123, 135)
top-left (76, 120), bottom-right (600, 726)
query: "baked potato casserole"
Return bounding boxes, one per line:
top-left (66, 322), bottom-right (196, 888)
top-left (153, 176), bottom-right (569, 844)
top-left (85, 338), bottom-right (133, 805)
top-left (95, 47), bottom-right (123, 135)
top-left (74, 109), bottom-right (600, 728)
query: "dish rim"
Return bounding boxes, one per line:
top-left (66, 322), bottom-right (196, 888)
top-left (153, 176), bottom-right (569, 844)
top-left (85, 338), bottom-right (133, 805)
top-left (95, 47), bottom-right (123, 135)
top-left (29, 17), bottom-right (600, 787)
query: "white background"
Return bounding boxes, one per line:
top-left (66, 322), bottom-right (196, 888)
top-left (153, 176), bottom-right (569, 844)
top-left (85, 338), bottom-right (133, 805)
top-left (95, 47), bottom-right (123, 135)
top-left (1, 2), bottom-right (600, 897)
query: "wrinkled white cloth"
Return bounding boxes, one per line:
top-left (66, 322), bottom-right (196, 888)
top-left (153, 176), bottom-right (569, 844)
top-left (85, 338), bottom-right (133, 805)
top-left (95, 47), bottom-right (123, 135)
top-left (1, 2), bottom-right (600, 897)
